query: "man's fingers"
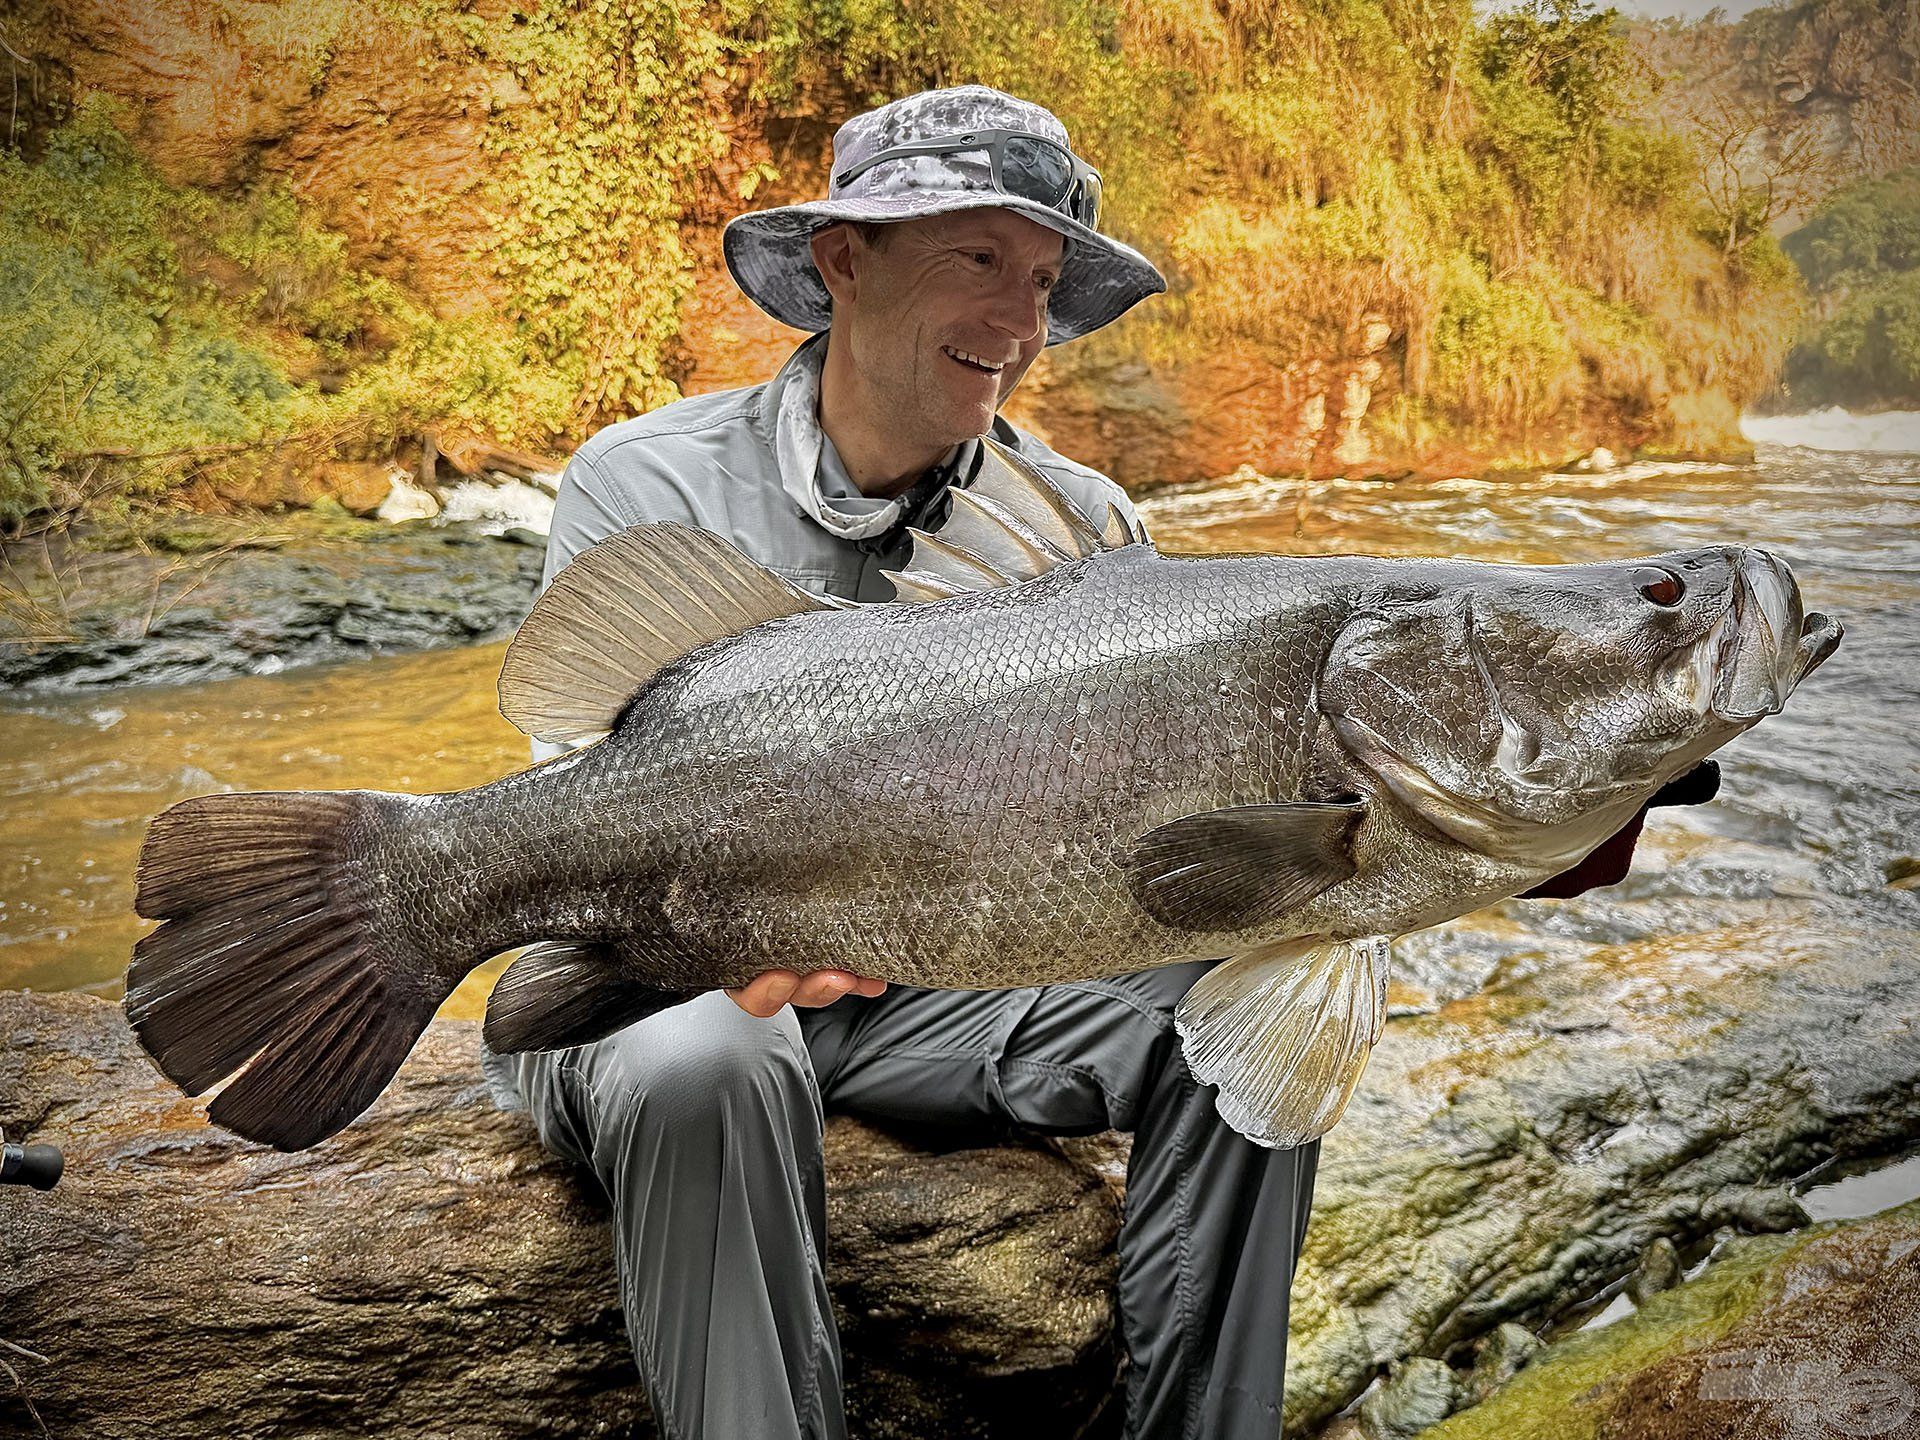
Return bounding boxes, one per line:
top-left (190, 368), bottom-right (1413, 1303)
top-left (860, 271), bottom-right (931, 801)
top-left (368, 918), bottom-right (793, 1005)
top-left (789, 971), bottom-right (854, 1007)
top-left (724, 969), bottom-right (888, 1016)
top-left (725, 970), bottom-right (799, 1017)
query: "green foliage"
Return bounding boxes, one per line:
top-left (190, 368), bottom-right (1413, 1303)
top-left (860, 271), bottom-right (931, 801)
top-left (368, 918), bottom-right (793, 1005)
top-left (1477, 0), bottom-right (1630, 134)
top-left (3, 0), bottom-right (1806, 526)
top-left (452, 0), bottom-right (734, 429)
top-left (1430, 256), bottom-right (1580, 426)
top-left (1781, 169), bottom-right (1920, 405)
top-left (1783, 168), bottom-right (1920, 291)
top-left (1593, 122), bottom-right (1692, 211)
top-left (0, 98), bottom-right (302, 525)
top-left (1470, 0), bottom-right (1633, 211)
top-left (1789, 270), bottom-right (1920, 390)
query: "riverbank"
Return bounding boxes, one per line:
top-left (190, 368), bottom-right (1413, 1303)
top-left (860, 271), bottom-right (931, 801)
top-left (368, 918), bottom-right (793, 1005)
top-left (4, 440), bottom-right (1915, 1437)
top-left (12, 0), bottom-right (1854, 534)
top-left (0, 510), bottom-right (544, 692)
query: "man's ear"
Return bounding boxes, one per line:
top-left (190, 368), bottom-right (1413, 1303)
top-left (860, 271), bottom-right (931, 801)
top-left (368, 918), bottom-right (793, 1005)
top-left (810, 224), bottom-right (859, 308)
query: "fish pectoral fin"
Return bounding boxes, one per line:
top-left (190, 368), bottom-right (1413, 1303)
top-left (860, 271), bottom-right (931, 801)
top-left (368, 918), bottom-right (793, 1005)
top-left (483, 942), bottom-right (694, 1053)
top-left (1122, 801), bottom-right (1362, 931)
top-left (500, 523), bottom-right (832, 745)
top-left (883, 437), bottom-right (1148, 603)
top-left (1175, 935), bottom-right (1392, 1149)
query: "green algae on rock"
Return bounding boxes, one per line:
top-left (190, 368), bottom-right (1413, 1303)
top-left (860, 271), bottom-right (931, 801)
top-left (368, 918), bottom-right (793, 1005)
top-left (1418, 1193), bottom-right (1920, 1440)
top-left (1281, 918), bottom-right (1920, 1433)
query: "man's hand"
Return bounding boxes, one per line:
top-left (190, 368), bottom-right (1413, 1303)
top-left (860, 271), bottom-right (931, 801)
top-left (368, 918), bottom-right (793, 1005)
top-left (1520, 759), bottom-right (1722, 900)
top-left (726, 969), bottom-right (889, 1018)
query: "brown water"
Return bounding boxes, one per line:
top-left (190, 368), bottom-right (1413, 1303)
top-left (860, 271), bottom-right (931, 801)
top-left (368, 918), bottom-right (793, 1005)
top-left (2, 443), bottom-right (1916, 1027)
top-left (0, 644), bottom-right (527, 1018)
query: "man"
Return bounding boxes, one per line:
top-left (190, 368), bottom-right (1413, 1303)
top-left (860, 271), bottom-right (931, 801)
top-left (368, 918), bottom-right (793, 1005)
top-left (482, 83), bottom-right (1689, 1440)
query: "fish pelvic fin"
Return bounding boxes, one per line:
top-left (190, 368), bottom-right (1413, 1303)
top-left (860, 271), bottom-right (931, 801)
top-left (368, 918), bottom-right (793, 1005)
top-left (882, 436), bottom-right (1148, 603)
top-left (125, 790), bottom-right (464, 1152)
top-left (1175, 935), bottom-right (1392, 1149)
top-left (1123, 801), bottom-right (1363, 932)
top-left (483, 942), bottom-right (693, 1053)
top-left (500, 523), bottom-right (833, 746)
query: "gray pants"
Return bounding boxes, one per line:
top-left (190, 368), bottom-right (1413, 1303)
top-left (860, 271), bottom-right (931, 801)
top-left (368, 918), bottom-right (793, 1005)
top-left (489, 961), bottom-right (1320, 1440)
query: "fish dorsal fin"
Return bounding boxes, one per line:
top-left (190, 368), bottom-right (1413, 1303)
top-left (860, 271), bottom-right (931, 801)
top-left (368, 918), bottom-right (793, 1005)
top-left (882, 435), bottom-right (1146, 603)
top-left (500, 523), bottom-right (830, 744)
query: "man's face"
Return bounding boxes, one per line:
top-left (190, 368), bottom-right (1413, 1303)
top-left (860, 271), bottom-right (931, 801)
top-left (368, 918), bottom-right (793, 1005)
top-left (834, 209), bottom-right (1064, 450)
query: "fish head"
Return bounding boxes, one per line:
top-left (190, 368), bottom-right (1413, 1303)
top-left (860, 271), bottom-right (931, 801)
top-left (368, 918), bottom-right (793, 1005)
top-left (1318, 546), bottom-right (1843, 864)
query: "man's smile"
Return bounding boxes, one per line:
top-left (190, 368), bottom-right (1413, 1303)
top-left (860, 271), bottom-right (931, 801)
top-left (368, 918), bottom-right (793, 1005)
top-left (942, 345), bottom-right (1005, 375)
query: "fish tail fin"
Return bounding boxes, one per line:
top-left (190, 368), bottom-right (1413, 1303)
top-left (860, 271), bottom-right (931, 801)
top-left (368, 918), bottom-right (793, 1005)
top-left (126, 790), bottom-right (460, 1151)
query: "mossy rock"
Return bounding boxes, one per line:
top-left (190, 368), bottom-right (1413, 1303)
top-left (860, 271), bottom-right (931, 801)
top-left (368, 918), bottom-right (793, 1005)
top-left (1420, 1194), bottom-right (1920, 1440)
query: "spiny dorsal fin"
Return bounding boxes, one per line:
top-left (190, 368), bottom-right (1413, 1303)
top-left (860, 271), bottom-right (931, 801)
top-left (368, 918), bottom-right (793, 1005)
top-left (882, 435), bottom-right (1146, 602)
top-left (500, 523), bottom-right (830, 744)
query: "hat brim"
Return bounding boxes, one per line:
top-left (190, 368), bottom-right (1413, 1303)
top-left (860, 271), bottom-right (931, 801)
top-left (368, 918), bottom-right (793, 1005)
top-left (723, 193), bottom-right (1166, 347)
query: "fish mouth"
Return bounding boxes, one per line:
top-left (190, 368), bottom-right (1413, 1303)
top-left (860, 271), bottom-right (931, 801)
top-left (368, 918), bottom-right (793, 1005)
top-left (1695, 550), bottom-right (1843, 723)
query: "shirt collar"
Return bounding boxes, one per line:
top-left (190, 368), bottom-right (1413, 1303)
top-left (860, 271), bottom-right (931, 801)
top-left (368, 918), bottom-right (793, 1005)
top-left (770, 334), bottom-right (977, 542)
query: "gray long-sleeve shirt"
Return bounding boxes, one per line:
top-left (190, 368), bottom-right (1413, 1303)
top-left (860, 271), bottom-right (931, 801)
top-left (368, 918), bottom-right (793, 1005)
top-left (526, 332), bottom-right (1144, 767)
top-left (535, 331), bottom-right (1144, 616)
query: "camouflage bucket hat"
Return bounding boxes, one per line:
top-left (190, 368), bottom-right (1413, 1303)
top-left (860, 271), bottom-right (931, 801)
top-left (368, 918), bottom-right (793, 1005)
top-left (723, 85), bottom-right (1166, 347)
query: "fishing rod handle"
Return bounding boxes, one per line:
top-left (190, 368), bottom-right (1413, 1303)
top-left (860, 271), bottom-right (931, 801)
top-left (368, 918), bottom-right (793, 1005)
top-left (0, 1141), bottom-right (64, 1191)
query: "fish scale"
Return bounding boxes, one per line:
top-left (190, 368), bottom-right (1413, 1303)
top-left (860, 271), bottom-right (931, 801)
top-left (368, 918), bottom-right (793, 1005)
top-left (122, 439), bottom-right (1842, 1152)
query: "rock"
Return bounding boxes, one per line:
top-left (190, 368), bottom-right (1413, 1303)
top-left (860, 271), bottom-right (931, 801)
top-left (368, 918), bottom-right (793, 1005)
top-left (1575, 446), bottom-right (1618, 472)
top-left (1885, 856), bottom-right (1920, 890)
top-left (315, 461), bottom-right (405, 516)
top-left (433, 434), bottom-right (569, 484)
top-left (200, 456), bottom-right (400, 517)
top-left (1282, 918), bottom-right (1920, 1433)
top-left (0, 522), bottom-right (543, 691)
top-left (824, 1122), bottom-right (1123, 1440)
top-left (0, 991), bottom-right (1121, 1440)
top-left (1707, 1185), bottom-right (1814, 1235)
top-left (1359, 1356), bottom-right (1459, 1437)
top-left (1456, 1323), bottom-right (1542, 1408)
top-left (1625, 1235), bottom-right (1683, 1305)
top-left (1417, 1195), bottom-right (1920, 1440)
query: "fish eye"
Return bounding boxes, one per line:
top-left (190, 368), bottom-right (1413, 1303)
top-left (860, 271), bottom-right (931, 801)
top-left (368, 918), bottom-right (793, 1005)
top-left (1636, 567), bottom-right (1685, 607)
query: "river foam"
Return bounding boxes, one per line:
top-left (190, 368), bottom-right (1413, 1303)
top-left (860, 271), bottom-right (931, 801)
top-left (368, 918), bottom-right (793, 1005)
top-left (1740, 407), bottom-right (1920, 454)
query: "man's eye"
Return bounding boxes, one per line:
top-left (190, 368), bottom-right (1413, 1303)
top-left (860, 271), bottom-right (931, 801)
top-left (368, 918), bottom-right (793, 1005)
top-left (1037, 275), bottom-right (1057, 291)
top-left (969, 252), bottom-right (995, 266)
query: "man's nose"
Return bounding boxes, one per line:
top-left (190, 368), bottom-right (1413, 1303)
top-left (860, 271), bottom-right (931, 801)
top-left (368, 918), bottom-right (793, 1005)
top-left (984, 274), bottom-right (1048, 344)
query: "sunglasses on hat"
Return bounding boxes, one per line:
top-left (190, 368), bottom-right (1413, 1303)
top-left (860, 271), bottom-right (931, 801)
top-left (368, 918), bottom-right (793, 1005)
top-left (833, 128), bottom-right (1103, 230)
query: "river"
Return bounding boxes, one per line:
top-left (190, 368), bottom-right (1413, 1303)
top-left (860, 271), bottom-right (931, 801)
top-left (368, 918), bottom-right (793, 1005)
top-left (2, 434), bottom-right (1916, 1048)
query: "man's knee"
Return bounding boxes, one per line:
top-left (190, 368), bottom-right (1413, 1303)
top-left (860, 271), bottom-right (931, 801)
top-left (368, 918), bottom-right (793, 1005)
top-left (585, 992), bottom-right (820, 1139)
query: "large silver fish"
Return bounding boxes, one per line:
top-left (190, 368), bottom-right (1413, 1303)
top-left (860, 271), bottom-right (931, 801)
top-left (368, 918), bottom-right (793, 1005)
top-left (125, 442), bottom-right (1843, 1152)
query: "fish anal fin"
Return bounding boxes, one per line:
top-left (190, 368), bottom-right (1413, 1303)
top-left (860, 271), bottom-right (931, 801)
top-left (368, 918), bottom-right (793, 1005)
top-left (500, 524), bottom-right (831, 745)
top-left (482, 941), bottom-right (693, 1053)
top-left (1175, 935), bottom-right (1391, 1149)
top-left (1124, 802), bottom-right (1363, 932)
